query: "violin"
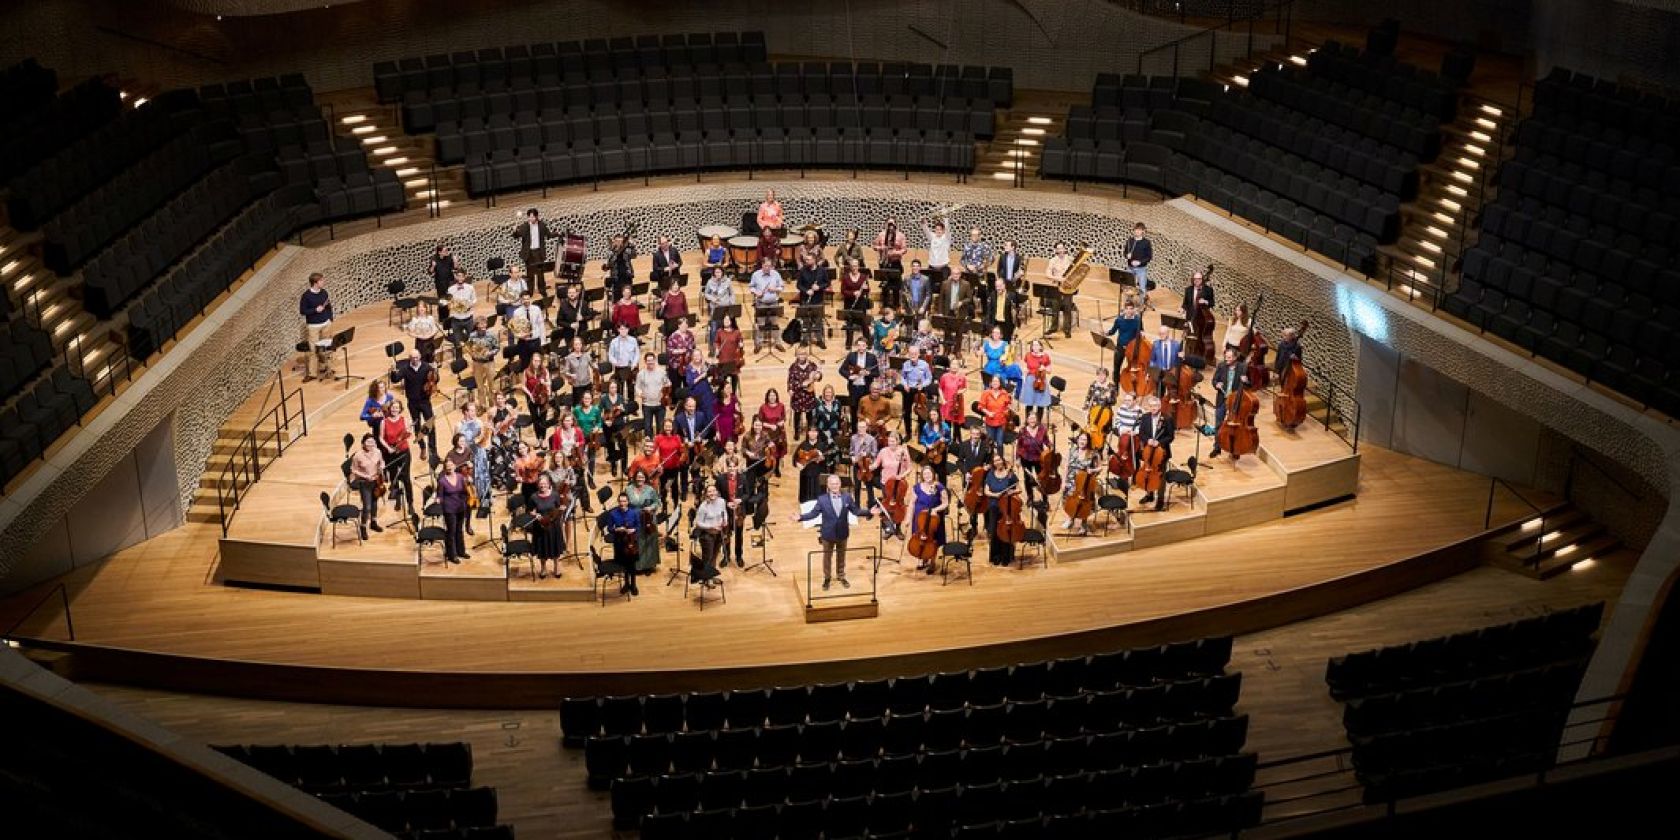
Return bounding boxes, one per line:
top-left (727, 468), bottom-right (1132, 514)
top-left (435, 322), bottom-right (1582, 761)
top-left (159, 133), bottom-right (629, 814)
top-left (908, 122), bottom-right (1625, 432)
top-left (908, 507), bottom-right (943, 562)
top-left (924, 438), bottom-right (948, 469)
top-left (882, 476), bottom-right (909, 527)
top-left (995, 490), bottom-right (1026, 544)
top-left (1120, 333), bottom-right (1152, 396)
top-left (1273, 320), bottom-right (1310, 431)
top-left (1086, 403), bottom-right (1113, 451)
top-left (1031, 356), bottom-right (1048, 393)
top-left (795, 446), bottom-right (824, 467)
top-left (1036, 427), bottom-right (1062, 497)
top-left (962, 465), bottom-right (988, 514)
top-left (1135, 441), bottom-right (1167, 495)
top-left (1217, 372), bottom-right (1262, 459)
top-left (423, 365), bottom-right (439, 398)
top-left (1061, 467), bottom-right (1099, 523)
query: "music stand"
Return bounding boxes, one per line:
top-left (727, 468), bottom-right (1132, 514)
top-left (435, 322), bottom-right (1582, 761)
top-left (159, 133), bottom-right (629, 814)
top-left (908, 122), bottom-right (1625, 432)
top-left (325, 326), bottom-right (362, 390)
top-left (753, 303), bottom-right (786, 362)
top-left (839, 307), bottom-right (872, 348)
top-left (742, 495), bottom-right (777, 576)
top-left (795, 304), bottom-right (827, 347)
top-left (1160, 313), bottom-right (1188, 333)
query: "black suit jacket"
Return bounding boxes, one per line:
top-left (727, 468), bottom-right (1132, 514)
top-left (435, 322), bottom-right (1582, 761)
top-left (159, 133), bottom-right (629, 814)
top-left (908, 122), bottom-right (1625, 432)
top-left (1211, 361), bottom-right (1243, 402)
top-left (396, 361), bottom-right (434, 406)
top-left (652, 247), bottom-right (683, 278)
top-left (1182, 282), bottom-right (1215, 316)
top-left (1138, 413), bottom-right (1175, 461)
top-left (995, 251), bottom-right (1025, 284)
top-left (955, 437), bottom-right (993, 473)
top-left (715, 470), bottom-right (759, 505)
top-left (514, 221), bottom-right (552, 260)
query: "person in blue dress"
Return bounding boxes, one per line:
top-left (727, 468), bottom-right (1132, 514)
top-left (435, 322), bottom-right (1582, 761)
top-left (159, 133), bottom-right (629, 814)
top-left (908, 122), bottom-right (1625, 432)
top-left (909, 465), bottom-right (949, 574)
top-left (979, 326), bottom-right (1020, 392)
top-left (1016, 339), bottom-right (1053, 423)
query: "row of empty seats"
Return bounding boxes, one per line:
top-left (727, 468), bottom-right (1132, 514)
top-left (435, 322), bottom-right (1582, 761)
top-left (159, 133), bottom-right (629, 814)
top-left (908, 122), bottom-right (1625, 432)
top-left (1449, 67), bottom-right (1680, 415)
top-left (0, 74), bottom-right (122, 184)
top-left (1326, 604), bottom-right (1601, 802)
top-left (0, 317), bottom-right (54, 405)
top-left (0, 365), bottom-right (97, 485)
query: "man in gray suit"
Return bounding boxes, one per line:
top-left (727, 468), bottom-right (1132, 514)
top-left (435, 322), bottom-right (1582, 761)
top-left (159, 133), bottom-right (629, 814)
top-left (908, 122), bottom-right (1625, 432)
top-left (789, 474), bottom-right (877, 590)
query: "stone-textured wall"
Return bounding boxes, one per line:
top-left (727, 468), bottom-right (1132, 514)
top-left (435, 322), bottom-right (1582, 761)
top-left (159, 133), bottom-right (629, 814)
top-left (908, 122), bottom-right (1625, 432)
top-left (0, 0), bottom-right (1258, 95)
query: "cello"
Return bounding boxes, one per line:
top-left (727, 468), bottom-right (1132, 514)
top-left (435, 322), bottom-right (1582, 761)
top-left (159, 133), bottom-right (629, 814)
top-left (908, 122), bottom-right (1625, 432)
top-left (1086, 402), bottom-right (1113, 451)
top-left (1061, 460), bottom-right (1098, 527)
top-left (1037, 427), bottom-right (1063, 497)
top-left (962, 465), bottom-right (988, 516)
top-left (1167, 357), bottom-right (1199, 431)
top-left (1119, 331), bottom-right (1152, 396)
top-left (1217, 368), bottom-right (1262, 460)
top-left (1135, 440), bottom-right (1167, 499)
top-left (995, 490), bottom-right (1026, 544)
top-left (908, 508), bottom-right (943, 565)
top-left (1107, 430), bottom-right (1138, 483)
top-left (1273, 320), bottom-right (1310, 431)
top-left (882, 473), bottom-right (910, 530)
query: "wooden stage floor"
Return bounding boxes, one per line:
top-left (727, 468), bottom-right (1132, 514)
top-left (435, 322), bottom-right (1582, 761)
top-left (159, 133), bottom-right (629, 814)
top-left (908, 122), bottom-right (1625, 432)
top-left (2, 247), bottom-right (1546, 702)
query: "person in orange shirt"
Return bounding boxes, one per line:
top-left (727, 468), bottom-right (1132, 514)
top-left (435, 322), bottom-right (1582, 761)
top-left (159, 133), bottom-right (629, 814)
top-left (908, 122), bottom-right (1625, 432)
top-left (652, 420), bottom-right (688, 507)
top-left (978, 375), bottom-right (1012, 448)
top-left (628, 439), bottom-right (663, 487)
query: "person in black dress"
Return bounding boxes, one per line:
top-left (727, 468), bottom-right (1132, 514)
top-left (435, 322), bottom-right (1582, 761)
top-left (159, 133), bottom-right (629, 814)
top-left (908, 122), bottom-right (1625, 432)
top-left (982, 454), bottom-right (1021, 567)
top-left (437, 462), bottom-right (471, 564)
top-left (527, 475), bottom-right (567, 579)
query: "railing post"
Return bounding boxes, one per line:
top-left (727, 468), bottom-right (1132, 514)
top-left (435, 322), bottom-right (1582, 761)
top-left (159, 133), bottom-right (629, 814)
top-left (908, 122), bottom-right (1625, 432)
top-left (1483, 477), bottom-right (1497, 529)
top-left (59, 585), bottom-right (74, 641)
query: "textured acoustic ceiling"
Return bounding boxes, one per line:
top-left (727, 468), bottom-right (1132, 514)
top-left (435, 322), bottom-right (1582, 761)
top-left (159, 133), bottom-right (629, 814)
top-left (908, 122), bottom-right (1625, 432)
top-left (168, 0), bottom-right (370, 15)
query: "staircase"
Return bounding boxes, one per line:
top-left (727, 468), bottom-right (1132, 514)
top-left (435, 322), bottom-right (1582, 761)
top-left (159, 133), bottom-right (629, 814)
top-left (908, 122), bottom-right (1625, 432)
top-left (1386, 95), bottom-right (1518, 300)
top-left (315, 87), bottom-right (467, 217)
top-left (975, 92), bottom-right (1083, 185)
top-left (1486, 505), bottom-right (1620, 579)
top-left (184, 376), bottom-right (288, 525)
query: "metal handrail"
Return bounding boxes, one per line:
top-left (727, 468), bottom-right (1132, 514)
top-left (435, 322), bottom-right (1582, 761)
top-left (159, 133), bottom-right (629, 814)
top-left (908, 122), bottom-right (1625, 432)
top-left (1565, 444), bottom-right (1639, 503)
top-left (1134, 0), bottom-right (1293, 77)
top-left (1482, 476), bottom-right (1552, 568)
top-left (1, 582), bottom-right (74, 641)
top-left (1246, 692), bottom-right (1630, 831)
top-left (213, 370), bottom-right (309, 537)
top-left (1300, 361), bottom-right (1359, 452)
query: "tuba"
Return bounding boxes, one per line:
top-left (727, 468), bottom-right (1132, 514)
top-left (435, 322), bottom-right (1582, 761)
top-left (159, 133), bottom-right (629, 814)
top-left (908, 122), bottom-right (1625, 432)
top-left (1058, 243), bottom-right (1094, 295)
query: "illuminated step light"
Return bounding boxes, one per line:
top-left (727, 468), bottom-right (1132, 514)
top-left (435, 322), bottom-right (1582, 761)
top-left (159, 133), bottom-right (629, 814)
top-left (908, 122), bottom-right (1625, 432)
top-left (1396, 283), bottom-right (1416, 297)
top-left (435, 200), bottom-right (452, 208)
top-left (1231, 74), bottom-right (1249, 87)
top-left (1223, 84), bottom-right (1230, 92)
top-left (1439, 197), bottom-right (1462, 211)
top-left (1451, 170), bottom-right (1474, 183)
top-left (53, 319), bottom-right (75, 335)
top-left (1021, 127), bottom-right (1045, 136)
top-left (1433, 211), bottom-right (1455, 223)
top-left (341, 114), bottom-right (368, 124)
top-left (395, 167), bottom-right (420, 177)
top-left (134, 97), bottom-right (148, 107)
top-left (1013, 138), bottom-right (1039, 146)
top-left (384, 156), bottom-right (410, 165)
top-left (1026, 116), bottom-right (1054, 125)
top-left (351, 125), bottom-right (377, 135)
top-left (1475, 117), bottom-right (1497, 129)
top-left (1288, 55), bottom-right (1308, 66)
top-left (1445, 184), bottom-right (1468, 197)
top-left (361, 135), bottom-right (388, 145)
top-left (1006, 149), bottom-right (1034, 157)
top-left (1555, 543), bottom-right (1577, 557)
top-left (1480, 104), bottom-right (1503, 117)
top-left (119, 90), bottom-right (129, 99)
top-left (1424, 225), bottom-right (1449, 238)
top-left (1469, 130), bottom-right (1492, 142)
top-left (1573, 558), bottom-right (1596, 571)
top-left (1411, 253), bottom-right (1436, 268)
top-left (1457, 156), bottom-right (1481, 169)
top-left (997, 160), bottom-right (1024, 169)
top-left (1521, 518), bottom-right (1542, 531)
top-left (415, 189), bottom-right (437, 199)
top-left (1462, 144), bottom-right (1486, 157)
top-left (989, 172), bottom-right (1017, 181)
top-left (404, 178), bottom-right (428, 188)
top-left (1419, 240), bottom-right (1443, 253)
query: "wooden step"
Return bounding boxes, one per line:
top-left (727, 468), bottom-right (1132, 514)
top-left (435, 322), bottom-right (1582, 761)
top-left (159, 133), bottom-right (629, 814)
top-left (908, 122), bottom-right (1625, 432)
top-left (1499, 508), bottom-right (1589, 553)
top-left (1530, 533), bottom-right (1620, 579)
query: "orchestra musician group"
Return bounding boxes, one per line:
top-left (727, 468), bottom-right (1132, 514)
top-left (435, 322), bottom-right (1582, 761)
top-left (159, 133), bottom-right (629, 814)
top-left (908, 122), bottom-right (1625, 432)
top-left (313, 191), bottom-right (1311, 598)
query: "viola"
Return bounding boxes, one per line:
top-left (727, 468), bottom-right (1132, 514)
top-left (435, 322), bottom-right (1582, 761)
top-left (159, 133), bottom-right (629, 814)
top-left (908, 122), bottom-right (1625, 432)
top-left (995, 491), bottom-right (1026, 543)
top-left (1037, 429), bottom-right (1063, 497)
top-left (1135, 442), bottom-right (1167, 494)
top-left (908, 508), bottom-right (943, 562)
top-left (1120, 333), bottom-right (1153, 396)
top-left (962, 466), bottom-right (988, 514)
top-left (795, 446), bottom-right (824, 467)
top-left (882, 476), bottom-right (909, 526)
top-left (855, 455), bottom-right (876, 484)
top-left (1217, 376), bottom-right (1262, 459)
top-left (1061, 468), bottom-right (1099, 522)
top-left (1273, 320), bottom-right (1310, 431)
top-left (1087, 403), bottom-right (1113, 451)
top-left (924, 438), bottom-right (948, 469)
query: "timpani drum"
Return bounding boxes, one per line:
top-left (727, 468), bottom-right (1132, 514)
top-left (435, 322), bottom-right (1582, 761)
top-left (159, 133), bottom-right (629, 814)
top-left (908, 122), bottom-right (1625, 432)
top-left (697, 224), bottom-right (738, 251)
top-left (726, 235), bottom-right (759, 268)
top-left (559, 233), bottom-right (588, 279)
top-left (779, 234), bottom-right (802, 265)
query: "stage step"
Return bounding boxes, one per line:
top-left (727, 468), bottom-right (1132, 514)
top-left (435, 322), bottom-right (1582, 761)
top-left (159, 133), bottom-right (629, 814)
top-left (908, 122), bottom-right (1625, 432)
top-left (1486, 505), bottom-right (1619, 579)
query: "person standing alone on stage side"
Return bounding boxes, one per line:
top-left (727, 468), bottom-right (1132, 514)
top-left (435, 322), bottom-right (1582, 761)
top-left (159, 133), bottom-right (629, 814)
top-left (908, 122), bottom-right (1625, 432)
top-left (299, 272), bottom-right (334, 381)
top-left (791, 474), bottom-right (877, 591)
top-left (513, 208), bottom-right (552, 295)
top-left (1126, 222), bottom-right (1153, 310)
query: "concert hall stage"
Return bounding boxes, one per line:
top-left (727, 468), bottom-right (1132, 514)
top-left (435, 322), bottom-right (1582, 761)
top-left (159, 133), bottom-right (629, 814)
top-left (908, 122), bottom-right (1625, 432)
top-left (0, 243), bottom-right (1544, 708)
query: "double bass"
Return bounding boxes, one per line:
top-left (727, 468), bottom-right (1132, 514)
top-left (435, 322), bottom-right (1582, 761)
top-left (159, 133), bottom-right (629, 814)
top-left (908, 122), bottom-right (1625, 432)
top-left (1273, 320), bottom-right (1310, 431)
top-left (1185, 264), bottom-right (1217, 361)
top-left (1217, 369), bottom-right (1262, 460)
top-left (1119, 331), bottom-right (1152, 396)
top-left (1239, 301), bottom-right (1271, 390)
